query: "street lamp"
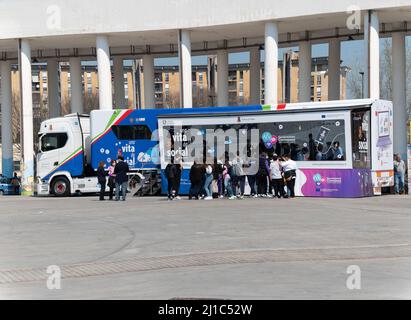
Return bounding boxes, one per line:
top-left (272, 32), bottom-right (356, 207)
top-left (359, 72), bottom-right (364, 99)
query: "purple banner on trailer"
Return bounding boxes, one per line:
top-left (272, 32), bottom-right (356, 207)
top-left (298, 169), bottom-right (373, 198)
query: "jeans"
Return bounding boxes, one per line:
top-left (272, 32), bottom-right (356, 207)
top-left (224, 177), bottom-right (234, 197)
top-left (203, 174), bottom-right (213, 197)
top-left (394, 172), bottom-right (405, 193)
top-left (115, 181), bottom-right (128, 200)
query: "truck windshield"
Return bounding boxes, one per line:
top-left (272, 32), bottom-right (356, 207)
top-left (40, 133), bottom-right (68, 152)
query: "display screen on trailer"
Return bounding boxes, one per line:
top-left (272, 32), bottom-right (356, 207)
top-left (158, 111), bottom-right (351, 169)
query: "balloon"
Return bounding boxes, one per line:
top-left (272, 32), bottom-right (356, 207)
top-left (262, 132), bottom-right (272, 143)
top-left (264, 141), bottom-right (273, 149)
top-left (270, 135), bottom-right (278, 144)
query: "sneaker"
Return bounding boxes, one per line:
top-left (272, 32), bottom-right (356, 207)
top-left (175, 196), bottom-right (181, 200)
top-left (204, 196), bottom-right (213, 200)
top-left (219, 195), bottom-right (224, 199)
top-left (229, 195), bottom-right (237, 200)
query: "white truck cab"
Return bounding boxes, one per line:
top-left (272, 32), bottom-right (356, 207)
top-left (36, 114), bottom-right (97, 196)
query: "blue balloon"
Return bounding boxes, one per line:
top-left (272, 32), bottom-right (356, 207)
top-left (262, 132), bottom-right (272, 143)
top-left (264, 141), bottom-right (273, 149)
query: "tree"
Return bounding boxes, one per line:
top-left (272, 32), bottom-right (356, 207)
top-left (347, 38), bottom-right (411, 118)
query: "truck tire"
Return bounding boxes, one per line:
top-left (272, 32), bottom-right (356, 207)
top-left (51, 177), bottom-right (70, 197)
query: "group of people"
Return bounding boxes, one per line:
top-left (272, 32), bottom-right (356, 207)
top-left (97, 155), bottom-right (130, 201)
top-left (165, 152), bottom-right (298, 201)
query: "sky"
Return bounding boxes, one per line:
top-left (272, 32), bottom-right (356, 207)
top-left (121, 36), bottom-right (410, 99)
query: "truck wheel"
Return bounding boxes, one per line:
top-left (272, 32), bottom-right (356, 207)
top-left (52, 177), bottom-right (70, 197)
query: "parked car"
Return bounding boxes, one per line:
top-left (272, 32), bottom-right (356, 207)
top-left (0, 176), bottom-right (21, 195)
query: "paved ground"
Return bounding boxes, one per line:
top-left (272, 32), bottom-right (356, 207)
top-left (0, 194), bottom-right (411, 299)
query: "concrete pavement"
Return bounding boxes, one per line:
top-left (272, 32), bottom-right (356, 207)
top-left (0, 195), bottom-right (410, 299)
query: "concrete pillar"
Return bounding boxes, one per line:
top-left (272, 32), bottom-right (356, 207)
top-left (364, 10), bottom-right (380, 99)
top-left (1, 61), bottom-right (13, 178)
top-left (392, 32), bottom-right (407, 159)
top-left (178, 29), bottom-right (192, 108)
top-left (69, 57), bottom-right (84, 114)
top-left (47, 59), bottom-right (61, 118)
top-left (328, 38), bottom-right (341, 101)
top-left (113, 56), bottom-right (125, 108)
top-left (249, 47), bottom-right (261, 104)
top-left (217, 50), bottom-right (228, 106)
top-left (96, 35), bottom-right (113, 110)
top-left (19, 39), bottom-right (34, 194)
top-left (264, 21), bottom-right (278, 107)
top-left (142, 55), bottom-right (155, 109)
top-left (298, 40), bottom-right (311, 102)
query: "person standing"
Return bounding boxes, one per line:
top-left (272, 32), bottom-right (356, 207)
top-left (114, 155), bottom-right (129, 201)
top-left (97, 161), bottom-right (107, 201)
top-left (281, 154), bottom-right (297, 198)
top-left (189, 161), bottom-right (203, 200)
top-left (10, 172), bottom-right (21, 195)
top-left (107, 160), bottom-right (116, 200)
top-left (232, 153), bottom-right (245, 199)
top-left (203, 164), bottom-right (214, 200)
top-left (245, 152), bottom-right (258, 198)
top-left (269, 154), bottom-right (285, 198)
top-left (257, 152), bottom-right (270, 197)
top-left (165, 161), bottom-right (176, 200)
top-left (308, 133), bottom-right (316, 160)
top-left (394, 154), bottom-right (406, 194)
top-left (223, 161), bottom-right (236, 200)
top-left (173, 161), bottom-right (182, 200)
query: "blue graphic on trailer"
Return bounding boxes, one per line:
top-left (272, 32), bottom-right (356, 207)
top-left (91, 105), bottom-right (263, 172)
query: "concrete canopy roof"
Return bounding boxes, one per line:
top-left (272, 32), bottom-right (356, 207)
top-left (0, 0), bottom-right (410, 58)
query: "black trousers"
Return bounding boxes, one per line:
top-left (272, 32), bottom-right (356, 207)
top-left (286, 178), bottom-right (296, 197)
top-left (271, 178), bottom-right (285, 198)
top-left (108, 177), bottom-right (115, 200)
top-left (99, 180), bottom-right (106, 200)
top-left (257, 174), bottom-right (268, 195)
top-left (247, 175), bottom-right (257, 195)
top-left (189, 181), bottom-right (201, 199)
top-left (167, 177), bottom-right (175, 198)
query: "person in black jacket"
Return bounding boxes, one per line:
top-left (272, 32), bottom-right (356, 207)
top-left (97, 161), bottom-right (107, 201)
top-left (165, 162), bottom-right (176, 200)
top-left (114, 155), bottom-right (129, 201)
top-left (189, 161), bottom-right (203, 200)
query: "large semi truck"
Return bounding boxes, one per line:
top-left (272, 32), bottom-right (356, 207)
top-left (35, 99), bottom-right (393, 197)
